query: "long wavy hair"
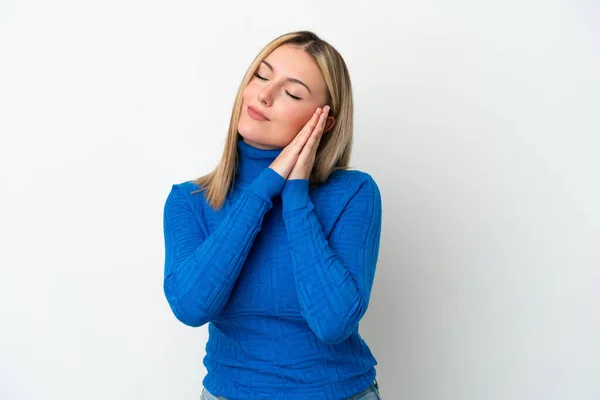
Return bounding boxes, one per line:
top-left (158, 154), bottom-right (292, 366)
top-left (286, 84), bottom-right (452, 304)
top-left (193, 30), bottom-right (354, 210)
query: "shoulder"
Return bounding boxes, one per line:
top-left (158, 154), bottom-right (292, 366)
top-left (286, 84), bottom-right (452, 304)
top-left (312, 169), bottom-right (381, 219)
top-left (170, 180), bottom-right (203, 197)
top-left (164, 180), bottom-right (206, 213)
top-left (315, 169), bottom-right (382, 228)
top-left (325, 169), bottom-right (381, 199)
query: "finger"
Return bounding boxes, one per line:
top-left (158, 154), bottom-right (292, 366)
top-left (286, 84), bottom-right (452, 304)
top-left (306, 106), bottom-right (329, 147)
top-left (303, 108), bottom-right (322, 137)
top-left (291, 108), bottom-right (320, 146)
top-left (291, 108), bottom-right (322, 150)
top-left (317, 106), bottom-right (329, 134)
top-left (297, 107), bottom-right (329, 164)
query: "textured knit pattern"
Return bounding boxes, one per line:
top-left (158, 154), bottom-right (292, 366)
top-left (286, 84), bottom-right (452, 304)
top-left (163, 138), bottom-right (383, 400)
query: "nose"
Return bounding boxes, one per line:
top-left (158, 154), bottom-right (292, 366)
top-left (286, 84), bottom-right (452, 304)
top-left (257, 84), bottom-right (275, 106)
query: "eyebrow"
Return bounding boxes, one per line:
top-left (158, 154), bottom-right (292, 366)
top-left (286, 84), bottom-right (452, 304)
top-left (261, 60), bottom-right (312, 95)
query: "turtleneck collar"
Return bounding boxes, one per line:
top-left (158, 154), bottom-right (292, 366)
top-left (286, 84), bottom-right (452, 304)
top-left (236, 137), bottom-right (284, 185)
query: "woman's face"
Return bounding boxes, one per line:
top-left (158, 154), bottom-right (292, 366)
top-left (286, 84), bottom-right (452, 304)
top-left (238, 44), bottom-right (335, 150)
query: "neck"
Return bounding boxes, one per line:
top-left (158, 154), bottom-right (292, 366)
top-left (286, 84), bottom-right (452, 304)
top-left (236, 137), bottom-right (283, 185)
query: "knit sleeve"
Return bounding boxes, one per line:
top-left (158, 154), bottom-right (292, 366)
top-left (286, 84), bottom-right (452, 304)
top-left (280, 174), bottom-right (382, 344)
top-left (163, 167), bottom-right (285, 327)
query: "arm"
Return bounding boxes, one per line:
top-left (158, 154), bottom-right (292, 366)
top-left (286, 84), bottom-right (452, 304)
top-left (163, 168), bottom-right (285, 327)
top-left (281, 174), bottom-right (383, 344)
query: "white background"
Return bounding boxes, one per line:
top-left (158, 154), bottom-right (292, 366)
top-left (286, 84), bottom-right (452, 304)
top-left (1, 1), bottom-right (599, 399)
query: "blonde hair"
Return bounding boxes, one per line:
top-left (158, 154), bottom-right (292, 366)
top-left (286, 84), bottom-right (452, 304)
top-left (193, 30), bottom-right (354, 210)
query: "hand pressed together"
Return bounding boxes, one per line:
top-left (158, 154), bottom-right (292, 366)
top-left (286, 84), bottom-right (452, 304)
top-left (269, 105), bottom-right (331, 180)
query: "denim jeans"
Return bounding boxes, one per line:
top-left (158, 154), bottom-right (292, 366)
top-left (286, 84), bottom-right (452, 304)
top-left (200, 379), bottom-right (382, 400)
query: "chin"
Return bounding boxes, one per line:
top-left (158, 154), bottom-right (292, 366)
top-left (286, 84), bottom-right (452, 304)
top-left (238, 118), bottom-right (291, 149)
top-left (237, 122), bottom-right (258, 142)
top-left (237, 125), bottom-right (267, 148)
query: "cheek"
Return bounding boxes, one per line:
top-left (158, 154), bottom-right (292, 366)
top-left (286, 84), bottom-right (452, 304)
top-left (242, 81), bottom-right (261, 103)
top-left (278, 105), bottom-right (315, 134)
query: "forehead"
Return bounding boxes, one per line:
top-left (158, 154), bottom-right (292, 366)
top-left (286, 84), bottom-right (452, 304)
top-left (263, 44), bottom-right (326, 93)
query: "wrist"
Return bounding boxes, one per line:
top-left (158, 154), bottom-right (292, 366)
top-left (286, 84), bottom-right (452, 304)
top-left (281, 179), bottom-right (311, 211)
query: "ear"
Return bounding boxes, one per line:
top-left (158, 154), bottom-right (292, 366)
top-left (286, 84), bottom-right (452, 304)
top-left (324, 116), bottom-right (336, 133)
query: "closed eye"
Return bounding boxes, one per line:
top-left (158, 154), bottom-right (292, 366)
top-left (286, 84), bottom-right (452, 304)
top-left (285, 91), bottom-right (302, 100)
top-left (253, 72), bottom-right (303, 101)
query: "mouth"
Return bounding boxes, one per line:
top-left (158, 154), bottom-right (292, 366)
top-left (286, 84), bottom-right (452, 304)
top-left (247, 105), bottom-right (269, 121)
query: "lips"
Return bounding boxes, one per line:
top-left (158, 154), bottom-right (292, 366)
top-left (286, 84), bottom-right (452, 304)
top-left (247, 105), bottom-right (269, 121)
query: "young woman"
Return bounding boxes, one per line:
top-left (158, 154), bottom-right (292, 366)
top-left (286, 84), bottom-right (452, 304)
top-left (163, 30), bottom-right (383, 400)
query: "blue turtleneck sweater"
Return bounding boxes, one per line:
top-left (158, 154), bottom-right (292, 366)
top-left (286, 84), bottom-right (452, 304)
top-left (162, 138), bottom-right (382, 399)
